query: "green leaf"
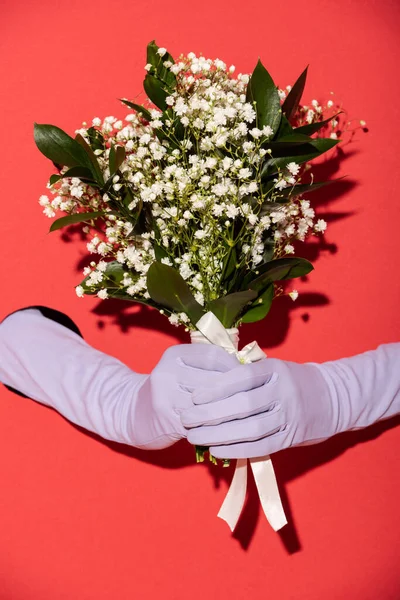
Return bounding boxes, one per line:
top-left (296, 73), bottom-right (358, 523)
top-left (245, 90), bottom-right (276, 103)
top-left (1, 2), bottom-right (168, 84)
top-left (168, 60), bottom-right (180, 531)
top-left (154, 244), bottom-right (169, 261)
top-left (119, 99), bottom-right (152, 121)
top-left (207, 290), bottom-right (258, 328)
top-left (61, 166), bottom-right (97, 183)
top-left (147, 262), bottom-right (205, 324)
top-left (146, 40), bottom-right (176, 88)
top-left (221, 245), bottom-right (237, 287)
top-left (106, 290), bottom-right (161, 308)
top-left (294, 112), bottom-right (342, 136)
top-left (275, 133), bottom-right (313, 144)
top-left (144, 74), bottom-right (168, 111)
top-left (49, 174), bottom-right (62, 186)
top-left (86, 127), bottom-right (105, 153)
top-left (281, 66), bottom-right (308, 122)
top-left (246, 59), bottom-right (282, 132)
top-left (241, 285), bottom-right (274, 324)
top-left (261, 137), bottom-right (340, 178)
top-left (245, 257), bottom-right (314, 292)
top-left (275, 114), bottom-right (294, 139)
top-left (49, 210), bottom-right (105, 232)
top-left (109, 145), bottom-right (126, 176)
top-left (279, 177), bottom-right (344, 199)
top-left (100, 261), bottom-right (126, 285)
top-left (262, 133), bottom-right (314, 157)
top-left (34, 123), bottom-right (93, 171)
top-left (75, 133), bottom-right (105, 186)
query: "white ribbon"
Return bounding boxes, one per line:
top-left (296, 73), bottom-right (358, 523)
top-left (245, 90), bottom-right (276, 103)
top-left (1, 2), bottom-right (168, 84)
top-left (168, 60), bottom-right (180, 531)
top-left (193, 311), bottom-right (288, 533)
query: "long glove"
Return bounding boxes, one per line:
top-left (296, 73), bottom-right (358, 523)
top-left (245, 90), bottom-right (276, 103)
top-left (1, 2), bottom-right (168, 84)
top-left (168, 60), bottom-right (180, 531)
top-left (181, 343), bottom-right (400, 458)
top-left (0, 307), bottom-right (239, 449)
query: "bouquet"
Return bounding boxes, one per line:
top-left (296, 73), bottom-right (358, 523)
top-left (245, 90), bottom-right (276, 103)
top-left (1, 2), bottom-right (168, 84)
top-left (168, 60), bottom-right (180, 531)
top-left (34, 40), bottom-right (346, 531)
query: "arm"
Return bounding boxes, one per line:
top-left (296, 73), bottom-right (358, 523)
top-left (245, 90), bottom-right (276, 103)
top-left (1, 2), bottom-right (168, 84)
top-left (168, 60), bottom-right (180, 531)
top-left (181, 343), bottom-right (400, 458)
top-left (0, 307), bottom-right (239, 449)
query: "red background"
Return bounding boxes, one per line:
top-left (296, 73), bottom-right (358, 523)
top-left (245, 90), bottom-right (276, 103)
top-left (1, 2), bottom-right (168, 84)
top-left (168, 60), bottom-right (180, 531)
top-left (1, 0), bottom-right (400, 598)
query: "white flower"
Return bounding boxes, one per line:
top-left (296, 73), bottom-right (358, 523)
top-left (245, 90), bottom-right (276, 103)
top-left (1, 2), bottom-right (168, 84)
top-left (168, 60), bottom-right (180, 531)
top-left (212, 204), bottom-right (225, 217)
top-left (205, 157), bottom-right (217, 170)
top-left (287, 162), bottom-right (300, 176)
top-left (194, 230), bottom-right (207, 239)
top-left (247, 213), bottom-right (257, 226)
top-left (97, 261), bottom-right (107, 272)
top-left (262, 125), bottom-right (274, 137)
top-left (288, 290), bottom-right (299, 301)
top-left (241, 104), bottom-right (256, 123)
top-left (92, 117), bottom-right (102, 127)
top-left (43, 206), bottom-right (56, 218)
top-left (242, 141), bottom-right (255, 153)
top-left (238, 167), bottom-right (252, 179)
top-left (97, 242), bottom-right (111, 256)
top-left (75, 285), bottom-right (85, 298)
top-left (250, 127), bottom-right (262, 139)
top-left (278, 89), bottom-right (286, 101)
top-left (144, 63), bottom-right (152, 71)
top-left (314, 219), bottom-right (327, 233)
top-left (330, 132), bottom-right (337, 139)
top-left (168, 313), bottom-right (180, 326)
top-left (39, 195), bottom-right (50, 206)
top-left (284, 244), bottom-right (295, 254)
top-left (275, 179), bottom-right (288, 190)
top-left (193, 118), bottom-right (204, 129)
top-left (247, 182), bottom-right (258, 193)
top-left (157, 47), bottom-right (167, 56)
top-left (166, 96), bottom-right (175, 106)
top-left (306, 109), bottom-right (315, 124)
top-left (179, 263), bottom-right (193, 280)
top-left (327, 100), bottom-right (334, 108)
top-left (225, 205), bottom-right (239, 219)
top-left (97, 289), bottom-right (108, 299)
top-left (174, 98), bottom-right (187, 116)
top-left (194, 291), bottom-right (205, 306)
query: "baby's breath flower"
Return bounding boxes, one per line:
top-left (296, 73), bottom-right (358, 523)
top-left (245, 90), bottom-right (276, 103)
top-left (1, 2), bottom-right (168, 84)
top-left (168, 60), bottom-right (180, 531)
top-left (287, 162), bottom-right (300, 176)
top-left (39, 47), bottom-right (338, 324)
top-left (314, 219), bottom-right (328, 233)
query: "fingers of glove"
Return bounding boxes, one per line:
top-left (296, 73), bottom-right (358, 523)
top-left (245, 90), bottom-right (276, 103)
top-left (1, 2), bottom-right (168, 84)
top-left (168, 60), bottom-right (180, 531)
top-left (181, 390), bottom-right (279, 428)
top-left (209, 429), bottom-right (290, 459)
top-left (186, 405), bottom-right (285, 447)
top-left (191, 360), bottom-right (278, 405)
top-left (158, 345), bottom-right (240, 390)
top-left (169, 344), bottom-right (240, 373)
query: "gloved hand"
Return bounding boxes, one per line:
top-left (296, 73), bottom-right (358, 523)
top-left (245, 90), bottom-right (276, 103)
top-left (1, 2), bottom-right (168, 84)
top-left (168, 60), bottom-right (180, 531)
top-left (0, 307), bottom-right (238, 449)
top-left (181, 344), bottom-right (400, 458)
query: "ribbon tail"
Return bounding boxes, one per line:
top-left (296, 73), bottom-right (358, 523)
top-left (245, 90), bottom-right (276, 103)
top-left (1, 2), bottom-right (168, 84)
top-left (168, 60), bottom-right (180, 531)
top-left (217, 458), bottom-right (248, 532)
top-left (249, 455), bottom-right (287, 531)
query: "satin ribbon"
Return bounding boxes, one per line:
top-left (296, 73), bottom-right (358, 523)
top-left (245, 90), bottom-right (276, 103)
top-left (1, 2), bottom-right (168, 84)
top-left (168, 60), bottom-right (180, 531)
top-left (193, 311), bottom-right (288, 533)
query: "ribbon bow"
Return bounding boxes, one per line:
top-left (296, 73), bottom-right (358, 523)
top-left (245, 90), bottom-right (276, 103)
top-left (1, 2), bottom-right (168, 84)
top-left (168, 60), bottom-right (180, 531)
top-left (194, 312), bottom-right (287, 532)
